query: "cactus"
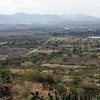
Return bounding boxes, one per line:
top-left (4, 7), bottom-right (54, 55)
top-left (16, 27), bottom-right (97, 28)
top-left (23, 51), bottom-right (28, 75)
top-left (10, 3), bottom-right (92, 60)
top-left (48, 93), bottom-right (54, 100)
top-left (62, 93), bottom-right (67, 100)
top-left (55, 92), bottom-right (59, 100)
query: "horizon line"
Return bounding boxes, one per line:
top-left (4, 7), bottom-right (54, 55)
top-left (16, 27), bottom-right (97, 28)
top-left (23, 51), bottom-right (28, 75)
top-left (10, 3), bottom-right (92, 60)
top-left (0, 12), bottom-right (99, 18)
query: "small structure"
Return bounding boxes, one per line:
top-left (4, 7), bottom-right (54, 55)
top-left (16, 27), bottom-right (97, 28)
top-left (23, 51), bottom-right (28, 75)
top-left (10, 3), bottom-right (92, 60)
top-left (88, 36), bottom-right (100, 39)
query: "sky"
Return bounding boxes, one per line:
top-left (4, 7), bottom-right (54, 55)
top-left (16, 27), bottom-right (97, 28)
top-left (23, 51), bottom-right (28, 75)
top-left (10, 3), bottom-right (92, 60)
top-left (0, 0), bottom-right (100, 17)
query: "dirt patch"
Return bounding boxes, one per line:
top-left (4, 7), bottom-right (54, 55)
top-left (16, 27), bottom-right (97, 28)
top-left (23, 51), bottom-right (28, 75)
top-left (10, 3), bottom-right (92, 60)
top-left (41, 63), bottom-right (85, 69)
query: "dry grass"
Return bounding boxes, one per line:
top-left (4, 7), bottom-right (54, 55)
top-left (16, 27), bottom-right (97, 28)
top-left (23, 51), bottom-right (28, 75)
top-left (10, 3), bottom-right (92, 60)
top-left (12, 82), bottom-right (54, 100)
top-left (9, 68), bottom-right (33, 74)
top-left (12, 81), bottom-right (32, 100)
top-left (31, 83), bottom-right (54, 96)
top-left (30, 48), bottom-right (58, 54)
top-left (0, 54), bottom-right (8, 60)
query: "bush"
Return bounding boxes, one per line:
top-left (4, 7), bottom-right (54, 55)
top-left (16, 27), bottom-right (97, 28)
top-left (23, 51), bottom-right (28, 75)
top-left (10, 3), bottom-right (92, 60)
top-left (71, 76), bottom-right (81, 85)
top-left (22, 71), bottom-right (55, 85)
top-left (55, 84), bottom-right (66, 94)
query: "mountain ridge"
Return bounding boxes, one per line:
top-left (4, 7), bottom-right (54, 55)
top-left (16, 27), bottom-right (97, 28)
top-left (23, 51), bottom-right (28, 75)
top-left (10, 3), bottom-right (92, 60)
top-left (0, 13), bottom-right (100, 24)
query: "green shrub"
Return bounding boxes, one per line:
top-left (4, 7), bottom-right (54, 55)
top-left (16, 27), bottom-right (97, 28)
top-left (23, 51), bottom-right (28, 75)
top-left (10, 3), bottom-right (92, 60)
top-left (55, 84), bottom-right (66, 95)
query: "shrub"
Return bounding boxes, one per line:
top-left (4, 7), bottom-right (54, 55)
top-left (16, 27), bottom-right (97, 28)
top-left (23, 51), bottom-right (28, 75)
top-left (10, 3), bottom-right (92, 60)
top-left (55, 84), bottom-right (66, 95)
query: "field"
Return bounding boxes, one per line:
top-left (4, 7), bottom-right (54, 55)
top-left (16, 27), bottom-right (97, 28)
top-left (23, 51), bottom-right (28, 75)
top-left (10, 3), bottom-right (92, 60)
top-left (0, 25), bottom-right (100, 100)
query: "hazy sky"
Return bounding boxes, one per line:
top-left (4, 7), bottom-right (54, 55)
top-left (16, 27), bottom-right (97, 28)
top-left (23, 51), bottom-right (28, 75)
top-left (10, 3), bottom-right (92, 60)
top-left (0, 0), bottom-right (100, 17)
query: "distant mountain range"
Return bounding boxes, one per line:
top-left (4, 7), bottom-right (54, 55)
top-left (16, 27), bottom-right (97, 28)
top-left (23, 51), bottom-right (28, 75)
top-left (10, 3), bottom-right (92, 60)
top-left (0, 13), bottom-right (100, 24)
